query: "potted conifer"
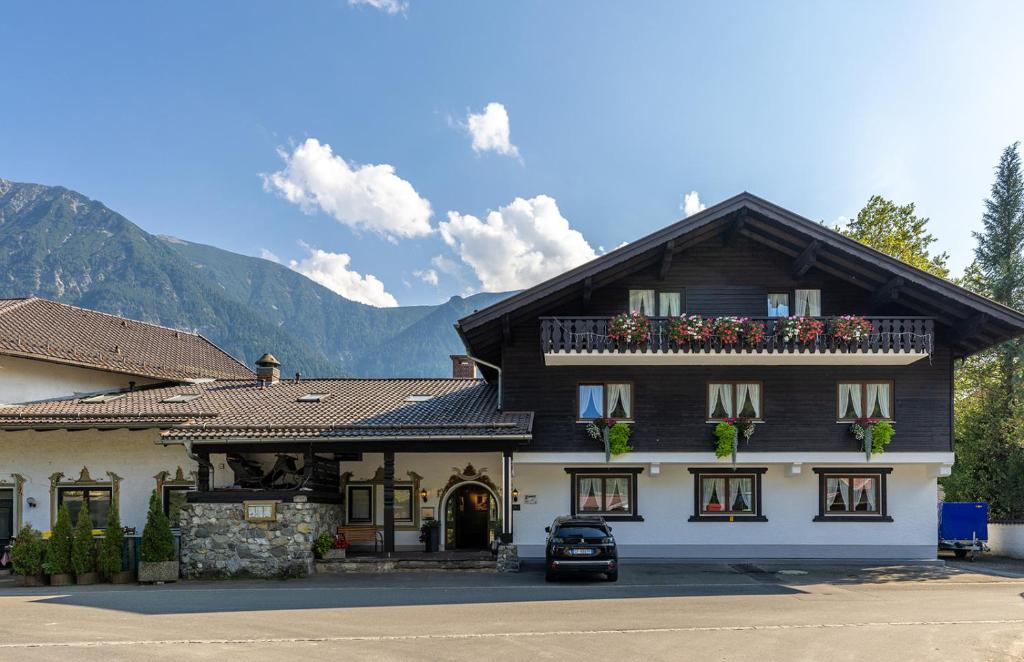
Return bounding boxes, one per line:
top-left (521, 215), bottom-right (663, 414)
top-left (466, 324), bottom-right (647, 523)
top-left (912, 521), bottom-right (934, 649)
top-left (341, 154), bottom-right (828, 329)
top-left (10, 525), bottom-right (47, 586)
top-left (138, 490), bottom-right (178, 583)
top-left (45, 504), bottom-right (75, 586)
top-left (98, 501), bottom-right (133, 583)
top-left (71, 506), bottom-right (99, 584)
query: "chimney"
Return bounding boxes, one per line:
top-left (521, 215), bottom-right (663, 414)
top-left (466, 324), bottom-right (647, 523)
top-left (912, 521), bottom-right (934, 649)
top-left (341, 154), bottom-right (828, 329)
top-left (450, 355), bottom-right (476, 379)
top-left (255, 353), bottom-right (281, 385)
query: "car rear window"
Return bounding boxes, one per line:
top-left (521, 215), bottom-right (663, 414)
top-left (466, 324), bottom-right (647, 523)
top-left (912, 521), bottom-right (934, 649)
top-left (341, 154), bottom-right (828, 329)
top-left (555, 526), bottom-right (608, 538)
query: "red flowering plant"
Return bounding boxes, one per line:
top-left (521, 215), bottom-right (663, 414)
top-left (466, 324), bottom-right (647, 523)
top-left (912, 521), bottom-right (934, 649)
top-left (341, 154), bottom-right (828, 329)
top-left (744, 319), bottom-right (766, 347)
top-left (778, 316), bottom-right (824, 344)
top-left (608, 311), bottom-right (652, 346)
top-left (666, 314), bottom-right (713, 346)
top-left (714, 317), bottom-right (746, 345)
top-left (831, 315), bottom-right (874, 343)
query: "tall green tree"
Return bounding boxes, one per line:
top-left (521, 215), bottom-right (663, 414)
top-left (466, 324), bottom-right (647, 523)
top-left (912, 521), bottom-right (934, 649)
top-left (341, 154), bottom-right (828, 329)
top-left (841, 195), bottom-right (950, 278)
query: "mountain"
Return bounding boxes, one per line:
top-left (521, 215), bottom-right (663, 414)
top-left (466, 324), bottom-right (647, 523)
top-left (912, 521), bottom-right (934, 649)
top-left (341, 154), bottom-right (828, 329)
top-left (0, 178), bottom-right (512, 377)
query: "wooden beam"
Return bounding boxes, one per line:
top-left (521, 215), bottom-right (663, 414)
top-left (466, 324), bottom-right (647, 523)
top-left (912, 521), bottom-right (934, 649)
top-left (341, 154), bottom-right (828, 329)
top-left (657, 239), bottom-right (676, 280)
top-left (791, 240), bottom-right (820, 278)
top-left (582, 276), bottom-right (593, 310)
top-left (869, 276), bottom-right (905, 308)
top-left (383, 451), bottom-right (395, 554)
top-left (501, 314), bottom-right (513, 345)
top-left (721, 209), bottom-right (747, 245)
top-left (949, 314), bottom-right (989, 346)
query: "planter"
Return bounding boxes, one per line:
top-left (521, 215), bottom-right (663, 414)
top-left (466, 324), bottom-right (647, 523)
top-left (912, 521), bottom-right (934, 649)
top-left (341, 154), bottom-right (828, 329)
top-left (138, 560), bottom-right (178, 583)
top-left (422, 526), bottom-right (440, 553)
top-left (21, 574), bottom-right (47, 587)
top-left (109, 570), bottom-right (136, 584)
top-left (49, 573), bottom-right (74, 586)
top-left (75, 571), bottom-right (99, 585)
top-left (323, 549), bottom-right (347, 560)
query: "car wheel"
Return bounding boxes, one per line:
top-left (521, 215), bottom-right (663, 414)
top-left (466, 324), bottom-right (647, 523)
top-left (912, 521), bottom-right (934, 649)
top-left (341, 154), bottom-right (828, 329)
top-left (954, 549), bottom-right (968, 559)
top-left (545, 569), bottom-right (558, 582)
top-left (605, 570), bottom-right (618, 582)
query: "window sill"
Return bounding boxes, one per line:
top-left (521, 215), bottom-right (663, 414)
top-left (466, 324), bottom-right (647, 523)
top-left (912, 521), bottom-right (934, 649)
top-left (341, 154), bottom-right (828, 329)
top-left (813, 515), bottom-right (893, 523)
top-left (688, 515), bottom-right (768, 522)
top-left (836, 420), bottom-right (895, 425)
top-left (706, 420), bottom-right (764, 424)
top-left (577, 514), bottom-right (644, 522)
top-left (577, 420), bottom-right (634, 425)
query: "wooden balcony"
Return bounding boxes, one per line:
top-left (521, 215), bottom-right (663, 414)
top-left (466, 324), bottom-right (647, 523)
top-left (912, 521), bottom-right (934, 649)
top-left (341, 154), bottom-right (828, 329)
top-left (540, 316), bottom-right (934, 366)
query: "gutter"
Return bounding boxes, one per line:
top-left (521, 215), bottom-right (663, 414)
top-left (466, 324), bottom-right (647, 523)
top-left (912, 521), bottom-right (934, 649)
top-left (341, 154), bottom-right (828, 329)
top-left (454, 322), bottom-right (504, 411)
top-left (161, 434), bottom-right (533, 445)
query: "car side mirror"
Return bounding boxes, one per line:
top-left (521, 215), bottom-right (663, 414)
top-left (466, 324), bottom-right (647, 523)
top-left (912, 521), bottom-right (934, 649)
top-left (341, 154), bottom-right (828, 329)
top-left (544, 526), bottom-right (550, 533)
top-left (608, 526), bottom-right (613, 532)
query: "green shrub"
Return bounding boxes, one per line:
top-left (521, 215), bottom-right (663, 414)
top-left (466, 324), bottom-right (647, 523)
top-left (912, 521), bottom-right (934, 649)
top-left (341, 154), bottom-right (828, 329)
top-left (607, 422), bottom-right (633, 456)
top-left (871, 421), bottom-right (896, 454)
top-left (9, 525), bottom-right (45, 576)
top-left (714, 422), bottom-right (737, 459)
top-left (313, 532), bottom-right (334, 558)
top-left (45, 504), bottom-right (74, 575)
top-left (98, 500), bottom-right (125, 577)
top-left (71, 506), bottom-right (97, 575)
top-left (140, 490), bottom-right (175, 563)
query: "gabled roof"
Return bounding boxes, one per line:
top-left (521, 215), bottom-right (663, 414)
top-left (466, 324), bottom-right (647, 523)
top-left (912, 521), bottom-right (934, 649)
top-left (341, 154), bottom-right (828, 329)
top-left (0, 377), bottom-right (534, 442)
top-left (0, 297), bottom-right (254, 382)
top-left (457, 192), bottom-right (1024, 362)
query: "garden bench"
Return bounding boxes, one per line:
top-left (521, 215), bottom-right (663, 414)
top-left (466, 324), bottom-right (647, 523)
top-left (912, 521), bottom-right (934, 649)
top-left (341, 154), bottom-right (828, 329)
top-left (337, 524), bottom-right (383, 552)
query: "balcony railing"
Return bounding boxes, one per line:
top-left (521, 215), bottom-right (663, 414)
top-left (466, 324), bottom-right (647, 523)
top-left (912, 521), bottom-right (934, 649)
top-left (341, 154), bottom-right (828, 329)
top-left (540, 316), bottom-right (934, 365)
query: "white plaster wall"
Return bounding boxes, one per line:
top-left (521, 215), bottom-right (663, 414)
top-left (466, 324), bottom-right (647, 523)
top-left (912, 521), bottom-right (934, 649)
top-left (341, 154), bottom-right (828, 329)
top-left (0, 429), bottom-right (195, 533)
top-left (988, 524), bottom-right (1024, 559)
top-left (0, 355), bottom-right (161, 404)
top-left (512, 460), bottom-right (938, 559)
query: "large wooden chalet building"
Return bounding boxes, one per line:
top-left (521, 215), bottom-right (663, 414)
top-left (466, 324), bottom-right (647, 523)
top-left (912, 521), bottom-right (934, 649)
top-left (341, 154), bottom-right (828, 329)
top-left (3, 193), bottom-right (1023, 575)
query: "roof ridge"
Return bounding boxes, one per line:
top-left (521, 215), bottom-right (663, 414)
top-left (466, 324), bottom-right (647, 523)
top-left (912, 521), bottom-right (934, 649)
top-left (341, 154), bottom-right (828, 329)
top-left (18, 296), bottom-right (212, 339)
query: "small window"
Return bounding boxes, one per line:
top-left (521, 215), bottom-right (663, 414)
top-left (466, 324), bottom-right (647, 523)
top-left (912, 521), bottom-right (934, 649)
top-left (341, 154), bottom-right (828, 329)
top-left (404, 394), bottom-right (434, 403)
top-left (837, 381), bottom-right (893, 421)
top-left (574, 474), bottom-right (635, 517)
top-left (297, 393), bottom-right (329, 402)
top-left (628, 290), bottom-right (655, 315)
top-left (79, 394), bottom-right (123, 404)
top-left (794, 289), bottom-right (821, 316)
top-left (161, 393), bottom-right (203, 403)
top-left (659, 292), bottom-right (681, 316)
top-left (393, 486), bottom-right (414, 522)
top-left (578, 383), bottom-right (632, 420)
top-left (163, 485), bottom-right (195, 529)
top-left (57, 487), bottom-right (111, 525)
top-left (347, 485), bottom-right (374, 523)
top-left (689, 469), bottom-right (766, 521)
top-left (767, 293), bottom-right (789, 317)
top-left (813, 468), bottom-right (892, 521)
top-left (707, 382), bottom-right (762, 421)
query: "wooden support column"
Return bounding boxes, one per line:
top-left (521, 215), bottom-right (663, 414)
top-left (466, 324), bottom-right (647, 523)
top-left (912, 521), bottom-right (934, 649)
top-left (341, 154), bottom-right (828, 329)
top-left (501, 450), bottom-right (514, 543)
top-left (383, 451), bottom-right (395, 554)
top-left (196, 451), bottom-right (211, 492)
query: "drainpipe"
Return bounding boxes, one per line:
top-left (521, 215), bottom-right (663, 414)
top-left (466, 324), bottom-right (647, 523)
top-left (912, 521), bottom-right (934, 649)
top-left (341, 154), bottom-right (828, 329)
top-left (182, 439), bottom-right (215, 488)
top-left (464, 355), bottom-right (503, 411)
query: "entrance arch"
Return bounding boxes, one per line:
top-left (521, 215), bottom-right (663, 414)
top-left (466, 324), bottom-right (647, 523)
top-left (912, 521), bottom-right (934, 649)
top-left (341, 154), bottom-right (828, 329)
top-left (439, 480), bottom-right (499, 551)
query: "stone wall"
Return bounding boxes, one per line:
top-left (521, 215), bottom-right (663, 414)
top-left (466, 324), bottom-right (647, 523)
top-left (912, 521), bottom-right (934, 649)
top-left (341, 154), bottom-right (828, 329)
top-left (179, 501), bottom-right (342, 578)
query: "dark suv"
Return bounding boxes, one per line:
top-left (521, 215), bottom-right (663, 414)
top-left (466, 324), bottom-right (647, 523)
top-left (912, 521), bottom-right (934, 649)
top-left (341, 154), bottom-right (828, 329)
top-left (544, 516), bottom-right (618, 582)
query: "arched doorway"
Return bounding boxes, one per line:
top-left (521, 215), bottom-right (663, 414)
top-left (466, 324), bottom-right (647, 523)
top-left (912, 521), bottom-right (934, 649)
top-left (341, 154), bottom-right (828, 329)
top-left (442, 482), bottom-right (498, 551)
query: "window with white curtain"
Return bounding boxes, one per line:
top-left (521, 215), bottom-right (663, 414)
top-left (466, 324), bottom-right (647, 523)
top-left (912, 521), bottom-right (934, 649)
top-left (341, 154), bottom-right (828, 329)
top-left (837, 381), bottom-right (893, 421)
top-left (575, 474), bottom-right (635, 516)
top-left (690, 469), bottom-right (766, 521)
top-left (815, 471), bottom-right (887, 519)
top-left (628, 290), bottom-right (655, 315)
top-left (707, 382), bottom-right (763, 421)
top-left (794, 289), bottom-right (821, 316)
top-left (659, 292), bottom-right (681, 316)
top-left (767, 293), bottom-right (790, 317)
top-left (578, 383), bottom-right (632, 420)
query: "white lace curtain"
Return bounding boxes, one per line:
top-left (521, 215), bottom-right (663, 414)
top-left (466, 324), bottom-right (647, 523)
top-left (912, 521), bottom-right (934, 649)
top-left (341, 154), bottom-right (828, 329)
top-left (839, 383), bottom-right (863, 419)
top-left (659, 292), bottom-right (681, 316)
top-left (702, 477), bottom-right (724, 511)
top-left (826, 477), bottom-right (850, 510)
top-left (866, 383), bottom-right (891, 418)
top-left (853, 478), bottom-right (877, 511)
top-left (767, 293), bottom-right (790, 317)
top-left (629, 290), bottom-right (655, 315)
top-left (736, 383), bottom-right (761, 419)
top-left (794, 289), bottom-right (821, 316)
top-left (708, 383), bottom-right (733, 418)
top-left (729, 478), bottom-right (753, 511)
top-left (607, 383), bottom-right (632, 419)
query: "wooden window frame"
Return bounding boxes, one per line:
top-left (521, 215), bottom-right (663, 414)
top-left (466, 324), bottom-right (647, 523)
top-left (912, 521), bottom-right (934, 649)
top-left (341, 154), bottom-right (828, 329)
top-left (564, 467), bottom-right (644, 522)
top-left (688, 468), bottom-right (767, 522)
top-left (766, 291), bottom-right (791, 318)
top-left (705, 380), bottom-right (764, 422)
top-left (393, 485), bottom-right (414, 523)
top-left (812, 467), bottom-right (893, 522)
top-left (243, 500), bottom-right (278, 523)
top-left (576, 382), bottom-right (635, 422)
top-left (835, 380), bottom-right (895, 422)
top-left (658, 291), bottom-right (682, 317)
top-left (346, 484), bottom-right (375, 524)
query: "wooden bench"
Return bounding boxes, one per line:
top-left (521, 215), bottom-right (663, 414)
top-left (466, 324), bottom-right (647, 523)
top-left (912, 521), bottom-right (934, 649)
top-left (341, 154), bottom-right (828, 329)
top-left (337, 525), bottom-right (383, 552)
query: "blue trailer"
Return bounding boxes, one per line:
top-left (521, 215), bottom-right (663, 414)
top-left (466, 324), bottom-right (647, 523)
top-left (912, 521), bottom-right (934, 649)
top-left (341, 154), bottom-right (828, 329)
top-left (938, 502), bottom-right (989, 560)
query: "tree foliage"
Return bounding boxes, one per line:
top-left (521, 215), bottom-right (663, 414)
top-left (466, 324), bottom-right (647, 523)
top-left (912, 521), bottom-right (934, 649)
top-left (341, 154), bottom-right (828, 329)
top-left (140, 490), bottom-right (175, 563)
top-left (9, 525), bottom-right (45, 576)
top-left (71, 505), bottom-right (96, 576)
top-left (841, 195), bottom-right (950, 278)
top-left (98, 499), bottom-right (125, 577)
top-left (45, 504), bottom-right (74, 575)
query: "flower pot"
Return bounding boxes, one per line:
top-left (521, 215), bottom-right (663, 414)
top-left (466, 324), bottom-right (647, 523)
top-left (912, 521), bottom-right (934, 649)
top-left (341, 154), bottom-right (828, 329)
top-left (22, 573), bottom-right (47, 587)
top-left (323, 549), bottom-right (347, 560)
top-left (109, 570), bottom-right (135, 584)
top-left (75, 571), bottom-right (99, 585)
top-left (49, 573), bottom-right (74, 586)
top-left (138, 560), bottom-right (178, 583)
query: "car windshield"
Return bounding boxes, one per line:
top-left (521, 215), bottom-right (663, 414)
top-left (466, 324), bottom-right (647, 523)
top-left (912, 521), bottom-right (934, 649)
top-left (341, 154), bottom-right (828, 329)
top-left (555, 526), bottom-right (608, 538)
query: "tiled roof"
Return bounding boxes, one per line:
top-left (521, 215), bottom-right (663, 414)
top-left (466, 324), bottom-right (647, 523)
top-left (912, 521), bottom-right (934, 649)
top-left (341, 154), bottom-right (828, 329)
top-left (0, 378), bottom-right (533, 442)
top-left (0, 297), bottom-right (254, 382)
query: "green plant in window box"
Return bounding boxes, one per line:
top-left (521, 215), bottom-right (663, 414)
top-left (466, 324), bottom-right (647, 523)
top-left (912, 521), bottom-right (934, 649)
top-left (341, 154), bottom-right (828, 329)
top-left (71, 505), bottom-right (98, 584)
top-left (10, 525), bottom-right (46, 586)
top-left (850, 418), bottom-right (895, 459)
top-left (44, 503), bottom-right (74, 585)
top-left (713, 417), bottom-right (755, 465)
top-left (586, 418), bottom-right (633, 461)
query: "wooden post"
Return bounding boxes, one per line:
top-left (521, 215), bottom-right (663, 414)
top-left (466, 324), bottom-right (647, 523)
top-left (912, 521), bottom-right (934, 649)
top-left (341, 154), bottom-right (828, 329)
top-left (383, 451), bottom-right (395, 554)
top-left (196, 451), bottom-right (211, 492)
top-left (502, 450), bottom-right (513, 543)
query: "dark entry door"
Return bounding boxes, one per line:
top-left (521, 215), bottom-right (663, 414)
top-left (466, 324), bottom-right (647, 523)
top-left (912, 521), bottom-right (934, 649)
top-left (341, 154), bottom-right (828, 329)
top-left (453, 486), bottom-right (490, 550)
top-left (0, 489), bottom-right (13, 564)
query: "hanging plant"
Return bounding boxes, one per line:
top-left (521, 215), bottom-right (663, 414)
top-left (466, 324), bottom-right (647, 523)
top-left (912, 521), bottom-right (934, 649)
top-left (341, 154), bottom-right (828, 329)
top-left (744, 319), bottom-right (766, 347)
top-left (714, 421), bottom-right (738, 459)
top-left (714, 317), bottom-right (746, 345)
top-left (831, 315), bottom-right (874, 342)
top-left (587, 418), bottom-right (632, 461)
top-left (850, 418), bottom-right (896, 458)
top-left (666, 314), bottom-right (713, 346)
top-left (608, 311), bottom-right (652, 345)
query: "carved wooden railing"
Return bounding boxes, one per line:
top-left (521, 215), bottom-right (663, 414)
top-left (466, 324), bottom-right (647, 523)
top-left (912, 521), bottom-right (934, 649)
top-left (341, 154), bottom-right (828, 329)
top-left (540, 316), bottom-right (934, 356)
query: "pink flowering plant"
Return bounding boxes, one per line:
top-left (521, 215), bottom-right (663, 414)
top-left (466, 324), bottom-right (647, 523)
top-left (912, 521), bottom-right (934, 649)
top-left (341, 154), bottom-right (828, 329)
top-left (608, 311), bottom-right (651, 345)
top-left (714, 317), bottom-right (746, 345)
top-left (744, 319), bottom-right (766, 347)
top-left (831, 315), bottom-right (874, 342)
top-left (777, 316), bottom-right (824, 344)
top-left (666, 314), bottom-right (713, 346)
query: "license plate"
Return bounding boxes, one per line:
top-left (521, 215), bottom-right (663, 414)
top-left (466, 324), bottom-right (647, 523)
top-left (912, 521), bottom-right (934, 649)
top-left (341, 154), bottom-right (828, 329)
top-left (569, 548), bottom-right (596, 556)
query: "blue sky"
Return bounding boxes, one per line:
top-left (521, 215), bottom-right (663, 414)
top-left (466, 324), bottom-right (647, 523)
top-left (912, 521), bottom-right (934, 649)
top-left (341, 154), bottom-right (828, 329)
top-left (2, 1), bottom-right (1023, 306)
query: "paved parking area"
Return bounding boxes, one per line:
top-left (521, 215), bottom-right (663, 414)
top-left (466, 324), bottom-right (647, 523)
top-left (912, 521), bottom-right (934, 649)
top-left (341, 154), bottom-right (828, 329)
top-left (2, 558), bottom-right (1024, 661)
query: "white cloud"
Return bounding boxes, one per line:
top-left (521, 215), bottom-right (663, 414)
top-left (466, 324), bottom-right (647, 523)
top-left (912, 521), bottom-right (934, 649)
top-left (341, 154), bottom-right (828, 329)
top-left (682, 190), bottom-right (706, 217)
top-left (413, 268), bottom-right (439, 286)
top-left (288, 243), bottom-right (398, 307)
top-left (465, 102), bottom-right (520, 159)
top-left (349, 0), bottom-right (407, 15)
top-left (430, 254), bottom-right (460, 275)
top-left (262, 138), bottom-right (432, 241)
top-left (259, 248), bottom-right (281, 263)
top-left (439, 195), bottom-right (597, 291)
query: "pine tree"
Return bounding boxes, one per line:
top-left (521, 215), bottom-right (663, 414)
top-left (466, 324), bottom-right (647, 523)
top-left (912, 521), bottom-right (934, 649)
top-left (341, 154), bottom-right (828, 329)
top-left (45, 504), bottom-right (74, 575)
top-left (98, 500), bottom-right (125, 578)
top-left (71, 505), bottom-right (96, 576)
top-left (140, 490), bottom-right (175, 563)
top-left (841, 195), bottom-right (950, 278)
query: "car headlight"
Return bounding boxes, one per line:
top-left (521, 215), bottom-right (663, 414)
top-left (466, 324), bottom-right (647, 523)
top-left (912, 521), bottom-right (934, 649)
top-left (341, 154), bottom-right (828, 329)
top-left (551, 537), bottom-right (565, 544)
top-left (601, 537), bottom-right (614, 544)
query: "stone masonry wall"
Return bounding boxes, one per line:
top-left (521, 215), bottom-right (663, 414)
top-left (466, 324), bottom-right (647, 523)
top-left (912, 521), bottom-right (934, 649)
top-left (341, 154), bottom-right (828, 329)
top-left (179, 501), bottom-right (342, 578)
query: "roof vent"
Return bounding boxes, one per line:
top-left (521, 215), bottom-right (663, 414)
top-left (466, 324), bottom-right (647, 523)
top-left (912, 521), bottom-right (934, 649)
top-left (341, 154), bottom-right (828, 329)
top-left (161, 393), bottom-right (203, 403)
top-left (297, 393), bottom-right (329, 402)
top-left (450, 355), bottom-right (476, 379)
top-left (255, 353), bottom-right (280, 385)
top-left (80, 393), bottom-right (124, 404)
top-left (404, 394), bottom-right (434, 403)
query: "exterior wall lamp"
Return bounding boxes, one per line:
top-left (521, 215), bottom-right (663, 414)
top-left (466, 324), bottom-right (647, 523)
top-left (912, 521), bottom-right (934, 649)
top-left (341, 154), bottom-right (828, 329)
top-left (512, 488), bottom-right (519, 503)
top-left (420, 488), bottom-right (429, 503)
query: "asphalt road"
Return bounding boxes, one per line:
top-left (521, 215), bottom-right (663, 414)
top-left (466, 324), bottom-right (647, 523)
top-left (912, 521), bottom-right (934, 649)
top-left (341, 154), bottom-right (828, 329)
top-left (2, 558), bottom-right (1024, 661)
